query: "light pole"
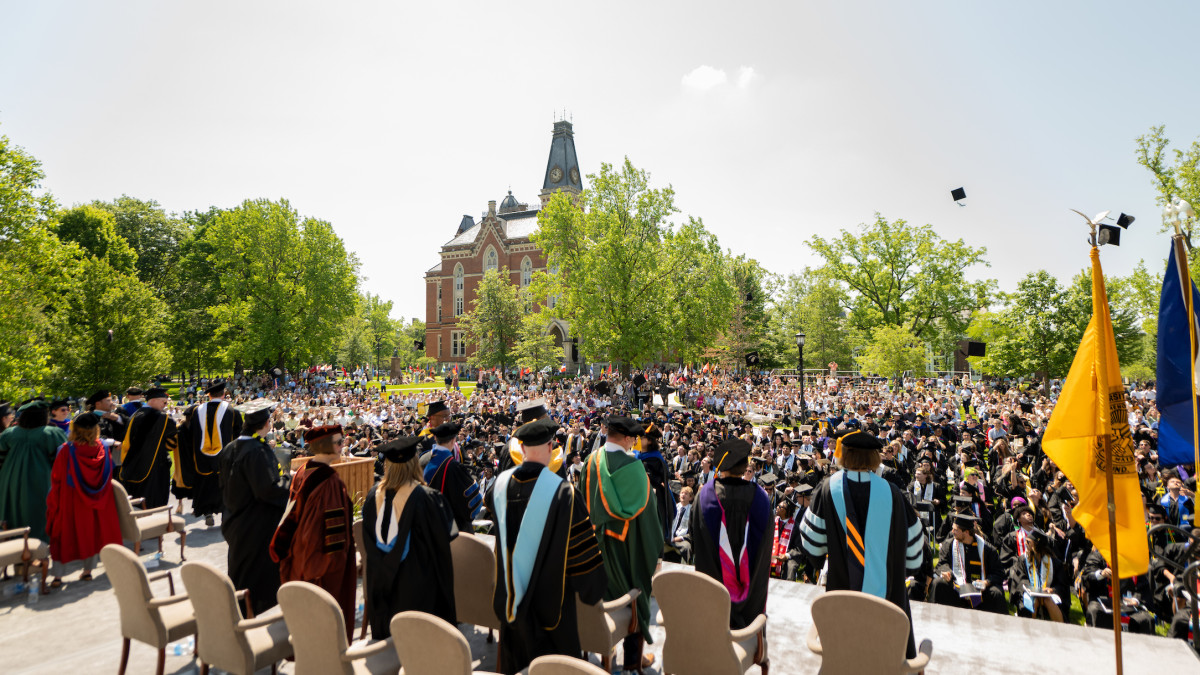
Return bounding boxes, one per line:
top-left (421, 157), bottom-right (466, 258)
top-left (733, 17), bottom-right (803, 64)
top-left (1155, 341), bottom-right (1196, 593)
top-left (796, 332), bottom-right (806, 418)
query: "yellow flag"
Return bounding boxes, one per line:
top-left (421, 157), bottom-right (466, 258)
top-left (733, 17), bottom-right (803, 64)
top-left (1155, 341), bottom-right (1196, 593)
top-left (1043, 247), bottom-right (1149, 576)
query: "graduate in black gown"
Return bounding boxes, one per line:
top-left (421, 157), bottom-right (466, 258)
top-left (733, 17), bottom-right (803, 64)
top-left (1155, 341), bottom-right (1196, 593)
top-left (486, 417), bottom-right (607, 675)
top-left (930, 513), bottom-right (1007, 614)
top-left (635, 422), bottom-right (676, 546)
top-left (117, 388), bottom-right (176, 508)
top-left (423, 421), bottom-right (482, 532)
top-left (180, 381), bottom-right (242, 523)
top-left (799, 429), bottom-right (925, 658)
top-left (220, 399), bottom-right (289, 616)
top-left (690, 437), bottom-right (774, 631)
top-left (361, 435), bottom-right (458, 639)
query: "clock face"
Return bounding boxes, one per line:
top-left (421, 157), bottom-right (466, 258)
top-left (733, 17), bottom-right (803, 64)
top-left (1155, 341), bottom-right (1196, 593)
top-left (569, 167), bottom-right (579, 184)
top-left (550, 166), bottom-right (563, 183)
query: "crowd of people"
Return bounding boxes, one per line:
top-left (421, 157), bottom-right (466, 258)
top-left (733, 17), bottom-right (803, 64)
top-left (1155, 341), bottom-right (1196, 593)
top-left (0, 364), bottom-right (1197, 671)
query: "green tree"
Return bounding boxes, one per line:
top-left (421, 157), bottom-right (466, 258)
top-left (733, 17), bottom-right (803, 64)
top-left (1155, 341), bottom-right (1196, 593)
top-left (664, 219), bottom-right (738, 366)
top-left (459, 269), bottom-right (524, 370)
top-left (1134, 126), bottom-right (1200, 286)
top-left (513, 313), bottom-right (564, 373)
top-left (362, 292), bottom-right (399, 372)
top-left (56, 205), bottom-right (138, 275)
top-left (968, 271), bottom-right (1070, 384)
top-left (769, 268), bottom-right (858, 373)
top-left (855, 324), bottom-right (926, 382)
top-left (92, 195), bottom-right (188, 294)
top-left (204, 199), bottom-right (360, 370)
top-left (534, 159), bottom-right (679, 375)
top-left (47, 256), bottom-right (171, 394)
top-left (168, 208), bottom-right (227, 376)
top-left (808, 214), bottom-right (996, 348)
top-left (0, 130), bottom-right (77, 399)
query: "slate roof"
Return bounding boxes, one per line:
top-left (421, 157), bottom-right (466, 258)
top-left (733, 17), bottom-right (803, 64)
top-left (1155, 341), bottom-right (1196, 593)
top-left (441, 212), bottom-right (540, 248)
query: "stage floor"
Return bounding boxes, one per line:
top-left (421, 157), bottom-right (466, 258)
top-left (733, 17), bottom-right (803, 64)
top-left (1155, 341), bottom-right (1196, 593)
top-left (722, 572), bottom-right (1198, 675)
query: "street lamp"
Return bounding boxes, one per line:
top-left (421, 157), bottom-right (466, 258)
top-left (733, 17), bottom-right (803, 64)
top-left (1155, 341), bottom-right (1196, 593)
top-left (796, 332), bottom-right (806, 417)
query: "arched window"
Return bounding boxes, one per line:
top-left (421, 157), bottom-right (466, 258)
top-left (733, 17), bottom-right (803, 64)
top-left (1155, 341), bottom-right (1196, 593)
top-left (520, 257), bottom-right (532, 287)
top-left (485, 246), bottom-right (498, 272)
top-left (453, 264), bottom-right (464, 316)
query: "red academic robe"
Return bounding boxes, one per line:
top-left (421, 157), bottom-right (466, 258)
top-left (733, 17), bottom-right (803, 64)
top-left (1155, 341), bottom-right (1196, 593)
top-left (45, 441), bottom-right (122, 563)
top-left (270, 461), bottom-right (357, 639)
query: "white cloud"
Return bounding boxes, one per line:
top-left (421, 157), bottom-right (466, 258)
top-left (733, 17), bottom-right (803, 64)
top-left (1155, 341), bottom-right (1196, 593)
top-left (681, 65), bottom-right (728, 91)
top-left (736, 66), bottom-right (758, 88)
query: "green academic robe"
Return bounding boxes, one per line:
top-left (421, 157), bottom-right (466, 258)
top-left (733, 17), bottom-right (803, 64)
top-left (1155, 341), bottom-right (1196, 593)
top-left (0, 425), bottom-right (69, 540)
top-left (581, 444), bottom-right (664, 641)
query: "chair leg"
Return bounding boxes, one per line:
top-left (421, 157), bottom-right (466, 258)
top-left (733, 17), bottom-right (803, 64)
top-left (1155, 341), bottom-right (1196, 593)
top-left (200, 663), bottom-right (209, 675)
top-left (155, 647), bottom-right (165, 675)
top-left (118, 638), bottom-right (130, 675)
top-left (271, 663), bottom-right (277, 675)
top-left (600, 653), bottom-right (610, 672)
top-left (759, 658), bottom-right (769, 675)
top-left (157, 536), bottom-right (163, 554)
top-left (133, 540), bottom-right (141, 556)
top-left (179, 530), bottom-right (187, 562)
top-left (487, 628), bottom-right (494, 643)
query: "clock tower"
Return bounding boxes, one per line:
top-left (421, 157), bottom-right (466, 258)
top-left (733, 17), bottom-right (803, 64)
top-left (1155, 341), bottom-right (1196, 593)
top-left (539, 119), bottom-right (583, 207)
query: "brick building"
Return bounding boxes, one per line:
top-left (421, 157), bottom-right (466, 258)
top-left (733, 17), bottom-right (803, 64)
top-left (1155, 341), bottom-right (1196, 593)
top-left (424, 120), bottom-right (583, 369)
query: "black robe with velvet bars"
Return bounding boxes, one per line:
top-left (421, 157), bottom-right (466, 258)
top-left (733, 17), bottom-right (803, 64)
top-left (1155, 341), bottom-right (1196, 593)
top-left (690, 476), bottom-right (773, 630)
top-left (799, 471), bottom-right (924, 658)
top-left (180, 400), bottom-right (242, 516)
top-left (361, 484), bottom-right (458, 639)
top-left (486, 462), bottom-right (607, 675)
top-left (119, 406), bottom-right (176, 508)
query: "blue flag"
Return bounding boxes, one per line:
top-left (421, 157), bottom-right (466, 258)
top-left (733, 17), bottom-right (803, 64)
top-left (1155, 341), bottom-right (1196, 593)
top-left (1156, 239), bottom-right (1200, 467)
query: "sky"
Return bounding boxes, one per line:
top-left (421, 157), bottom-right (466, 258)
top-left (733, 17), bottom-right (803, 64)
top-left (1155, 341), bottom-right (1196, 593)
top-left (3, 1), bottom-right (1199, 322)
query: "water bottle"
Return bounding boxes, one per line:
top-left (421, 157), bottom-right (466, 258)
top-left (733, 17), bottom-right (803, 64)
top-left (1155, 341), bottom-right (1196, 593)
top-left (8, 581), bottom-right (26, 598)
top-left (26, 583), bottom-right (38, 605)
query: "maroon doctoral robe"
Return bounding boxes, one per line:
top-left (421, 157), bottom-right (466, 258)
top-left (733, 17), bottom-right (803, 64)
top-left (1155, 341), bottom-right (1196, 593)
top-left (270, 461), bottom-right (357, 638)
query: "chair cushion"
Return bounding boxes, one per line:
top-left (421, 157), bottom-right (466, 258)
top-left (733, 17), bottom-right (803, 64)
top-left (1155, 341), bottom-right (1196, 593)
top-left (158, 600), bottom-right (198, 643)
top-left (134, 513), bottom-right (185, 541)
top-left (246, 615), bottom-right (294, 668)
top-left (0, 537), bottom-right (48, 565)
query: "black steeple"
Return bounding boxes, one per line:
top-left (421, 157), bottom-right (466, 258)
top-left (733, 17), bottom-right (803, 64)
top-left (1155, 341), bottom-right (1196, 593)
top-left (456, 214), bottom-right (474, 235)
top-left (541, 120), bottom-right (582, 194)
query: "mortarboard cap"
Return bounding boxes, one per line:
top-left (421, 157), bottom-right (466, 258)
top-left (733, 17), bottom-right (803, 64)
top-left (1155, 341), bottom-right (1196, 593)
top-left (49, 398), bottom-right (70, 411)
top-left (513, 417), bottom-right (558, 446)
top-left (1098, 224), bottom-right (1122, 246)
top-left (379, 436), bottom-right (422, 464)
top-left (758, 472), bottom-right (777, 489)
top-left (71, 412), bottom-right (100, 430)
top-left (715, 437), bottom-right (752, 472)
top-left (951, 187), bottom-right (967, 202)
top-left (606, 416), bottom-right (644, 437)
top-left (425, 400), bottom-right (449, 418)
top-left (0, 400), bottom-right (11, 417)
top-left (205, 380), bottom-right (227, 396)
top-left (795, 484), bottom-right (814, 498)
top-left (145, 388), bottom-right (169, 400)
top-left (681, 469), bottom-right (698, 480)
top-left (643, 422), bottom-right (663, 439)
top-left (1117, 213), bottom-right (1135, 228)
top-left (126, 387), bottom-right (144, 397)
top-left (951, 495), bottom-right (974, 509)
top-left (86, 390), bottom-right (111, 406)
top-left (430, 420), bottom-right (462, 441)
top-left (18, 399), bottom-right (48, 413)
top-left (236, 399), bottom-right (276, 428)
top-left (953, 513), bottom-right (978, 529)
top-left (516, 399), bottom-right (549, 423)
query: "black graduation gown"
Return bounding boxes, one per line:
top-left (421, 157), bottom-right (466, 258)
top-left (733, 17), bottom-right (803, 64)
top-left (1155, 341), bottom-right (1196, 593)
top-left (360, 484), bottom-right (458, 639)
top-left (932, 536), bottom-right (1007, 614)
top-left (182, 400), bottom-right (243, 516)
top-left (426, 450), bottom-right (482, 532)
top-left (118, 407), bottom-right (176, 508)
top-left (220, 436), bottom-right (289, 615)
top-left (637, 450), bottom-right (677, 545)
top-left (799, 472), bottom-right (924, 658)
top-left (690, 477), bottom-right (773, 630)
top-left (486, 462), bottom-right (607, 675)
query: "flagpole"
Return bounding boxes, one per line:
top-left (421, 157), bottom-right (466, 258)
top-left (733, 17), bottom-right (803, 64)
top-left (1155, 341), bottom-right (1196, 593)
top-left (1102, 433), bottom-right (1124, 675)
top-left (1089, 226), bottom-right (1124, 675)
